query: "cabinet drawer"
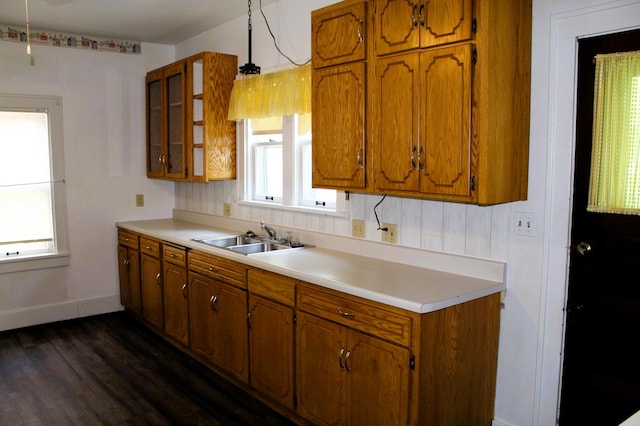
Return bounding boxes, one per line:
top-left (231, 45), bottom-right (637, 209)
top-left (188, 250), bottom-right (247, 289)
top-left (118, 229), bottom-right (139, 249)
top-left (297, 284), bottom-right (412, 346)
top-left (163, 244), bottom-right (186, 266)
top-left (140, 237), bottom-right (161, 258)
top-left (248, 268), bottom-right (296, 307)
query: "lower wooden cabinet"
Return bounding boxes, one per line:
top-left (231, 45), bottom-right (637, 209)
top-left (296, 307), bottom-right (411, 425)
top-left (188, 269), bottom-right (249, 383)
top-left (163, 244), bottom-right (189, 346)
top-left (117, 230), bottom-right (141, 315)
top-left (117, 227), bottom-right (500, 425)
top-left (247, 269), bottom-right (296, 409)
top-left (140, 237), bottom-right (164, 330)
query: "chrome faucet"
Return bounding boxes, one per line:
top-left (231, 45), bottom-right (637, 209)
top-left (261, 220), bottom-right (276, 240)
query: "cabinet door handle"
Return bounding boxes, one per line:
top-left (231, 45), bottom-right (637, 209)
top-left (418, 146), bottom-right (424, 170)
top-left (181, 283), bottom-right (187, 298)
top-left (209, 295), bottom-right (218, 312)
top-left (411, 145), bottom-right (418, 170)
top-left (338, 308), bottom-right (355, 319)
top-left (345, 350), bottom-right (352, 373)
top-left (419, 3), bottom-right (425, 27)
top-left (156, 273), bottom-right (161, 285)
top-left (339, 347), bottom-right (346, 370)
top-left (411, 4), bottom-right (419, 27)
top-left (357, 19), bottom-right (364, 43)
top-left (356, 148), bottom-right (363, 168)
top-left (247, 311), bottom-right (252, 329)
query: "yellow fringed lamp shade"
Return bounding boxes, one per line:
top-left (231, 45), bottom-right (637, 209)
top-left (228, 65), bottom-right (311, 121)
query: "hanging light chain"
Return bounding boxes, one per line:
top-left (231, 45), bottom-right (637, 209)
top-left (247, 0), bottom-right (252, 31)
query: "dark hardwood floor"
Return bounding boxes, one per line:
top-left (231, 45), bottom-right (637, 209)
top-left (0, 312), bottom-right (296, 425)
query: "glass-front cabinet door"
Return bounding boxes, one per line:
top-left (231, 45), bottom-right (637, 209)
top-left (146, 69), bottom-right (164, 177)
top-left (164, 62), bottom-right (186, 179)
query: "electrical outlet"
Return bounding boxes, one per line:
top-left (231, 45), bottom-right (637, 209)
top-left (381, 223), bottom-right (397, 243)
top-left (514, 212), bottom-right (536, 237)
top-left (223, 203), bottom-right (231, 217)
top-left (136, 194), bottom-right (144, 207)
top-left (352, 219), bottom-right (365, 238)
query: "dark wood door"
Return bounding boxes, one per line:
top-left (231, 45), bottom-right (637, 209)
top-left (559, 28), bottom-right (640, 426)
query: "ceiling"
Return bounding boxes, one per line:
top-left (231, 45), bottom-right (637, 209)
top-left (3, 0), bottom-right (278, 45)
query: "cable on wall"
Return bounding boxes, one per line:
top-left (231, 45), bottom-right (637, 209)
top-left (374, 195), bottom-right (388, 232)
top-left (259, 0), bottom-right (311, 67)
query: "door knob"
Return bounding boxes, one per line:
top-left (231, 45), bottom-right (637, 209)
top-left (576, 241), bottom-right (592, 256)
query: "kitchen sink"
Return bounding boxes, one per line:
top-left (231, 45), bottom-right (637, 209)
top-left (191, 233), bottom-right (307, 255)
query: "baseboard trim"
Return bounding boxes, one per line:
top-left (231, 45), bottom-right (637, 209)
top-left (0, 295), bottom-right (123, 332)
top-left (493, 418), bottom-right (516, 426)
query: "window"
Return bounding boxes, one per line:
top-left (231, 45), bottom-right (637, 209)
top-left (245, 114), bottom-right (338, 211)
top-left (588, 50), bottom-right (640, 215)
top-left (0, 94), bottom-right (69, 273)
top-left (228, 65), bottom-right (343, 214)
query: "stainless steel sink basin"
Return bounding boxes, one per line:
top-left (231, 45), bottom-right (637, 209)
top-left (191, 233), bottom-right (307, 255)
top-left (227, 241), bottom-right (295, 255)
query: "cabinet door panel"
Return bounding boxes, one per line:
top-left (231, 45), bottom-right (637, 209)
top-left (420, 44), bottom-right (472, 197)
top-left (188, 271), bottom-right (216, 360)
top-left (312, 62), bottom-right (366, 189)
top-left (375, 0), bottom-right (419, 55)
top-left (211, 282), bottom-right (248, 383)
top-left (118, 246), bottom-right (141, 315)
top-left (163, 263), bottom-right (189, 345)
top-left (312, 1), bottom-right (367, 68)
top-left (421, 0), bottom-right (473, 47)
top-left (249, 295), bottom-right (294, 409)
top-left (374, 53), bottom-right (420, 191)
top-left (296, 312), bottom-right (347, 425)
top-left (348, 331), bottom-right (411, 425)
top-left (140, 254), bottom-right (163, 329)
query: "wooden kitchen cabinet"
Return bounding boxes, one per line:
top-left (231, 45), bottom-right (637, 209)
top-left (312, 1), bottom-right (370, 191)
top-left (313, 0), bottom-right (531, 205)
top-left (247, 269), bottom-right (296, 409)
top-left (296, 284), bottom-right (412, 425)
top-left (312, 0), bottom-right (367, 68)
top-left (374, 0), bottom-right (474, 55)
top-left (117, 229), bottom-right (141, 315)
top-left (145, 51), bottom-right (237, 182)
top-left (187, 251), bottom-right (248, 383)
top-left (140, 236), bottom-right (164, 330)
top-left (373, 44), bottom-right (473, 198)
top-left (163, 243), bottom-right (189, 346)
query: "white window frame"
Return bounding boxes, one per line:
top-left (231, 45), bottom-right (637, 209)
top-left (0, 94), bottom-right (70, 274)
top-left (237, 115), bottom-right (347, 216)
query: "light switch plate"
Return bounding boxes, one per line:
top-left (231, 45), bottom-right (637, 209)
top-left (352, 219), bottom-right (365, 238)
top-left (514, 212), bottom-right (536, 237)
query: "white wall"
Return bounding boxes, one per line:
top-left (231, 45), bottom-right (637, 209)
top-left (1, 0), bottom-right (637, 424)
top-left (0, 41), bottom-right (176, 330)
top-left (173, 1), bottom-right (640, 425)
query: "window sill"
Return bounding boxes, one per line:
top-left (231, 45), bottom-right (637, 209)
top-left (237, 200), bottom-right (348, 218)
top-left (0, 252), bottom-right (70, 274)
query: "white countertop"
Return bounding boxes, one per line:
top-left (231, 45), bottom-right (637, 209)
top-left (117, 218), bottom-right (506, 314)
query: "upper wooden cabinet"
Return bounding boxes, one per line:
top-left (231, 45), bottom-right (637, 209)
top-left (312, 1), bottom-right (371, 192)
top-left (145, 51), bottom-right (238, 182)
top-left (312, 0), bottom-right (531, 205)
top-left (312, 1), bottom-right (368, 68)
top-left (374, 0), bottom-right (474, 55)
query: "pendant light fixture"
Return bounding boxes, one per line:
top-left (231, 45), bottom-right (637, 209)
top-left (24, 0), bottom-right (32, 59)
top-left (239, 0), bottom-right (260, 75)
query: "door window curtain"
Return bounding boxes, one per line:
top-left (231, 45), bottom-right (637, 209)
top-left (588, 50), bottom-right (640, 215)
top-left (228, 64), bottom-right (311, 124)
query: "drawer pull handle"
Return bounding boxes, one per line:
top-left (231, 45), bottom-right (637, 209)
top-left (338, 309), bottom-right (355, 319)
top-left (170, 253), bottom-right (176, 258)
top-left (339, 347), bottom-right (345, 370)
top-left (145, 245), bottom-right (151, 250)
top-left (209, 266), bottom-right (219, 273)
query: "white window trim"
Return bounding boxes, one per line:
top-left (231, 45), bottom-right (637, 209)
top-left (236, 119), bottom-right (348, 217)
top-left (0, 94), bottom-right (70, 274)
